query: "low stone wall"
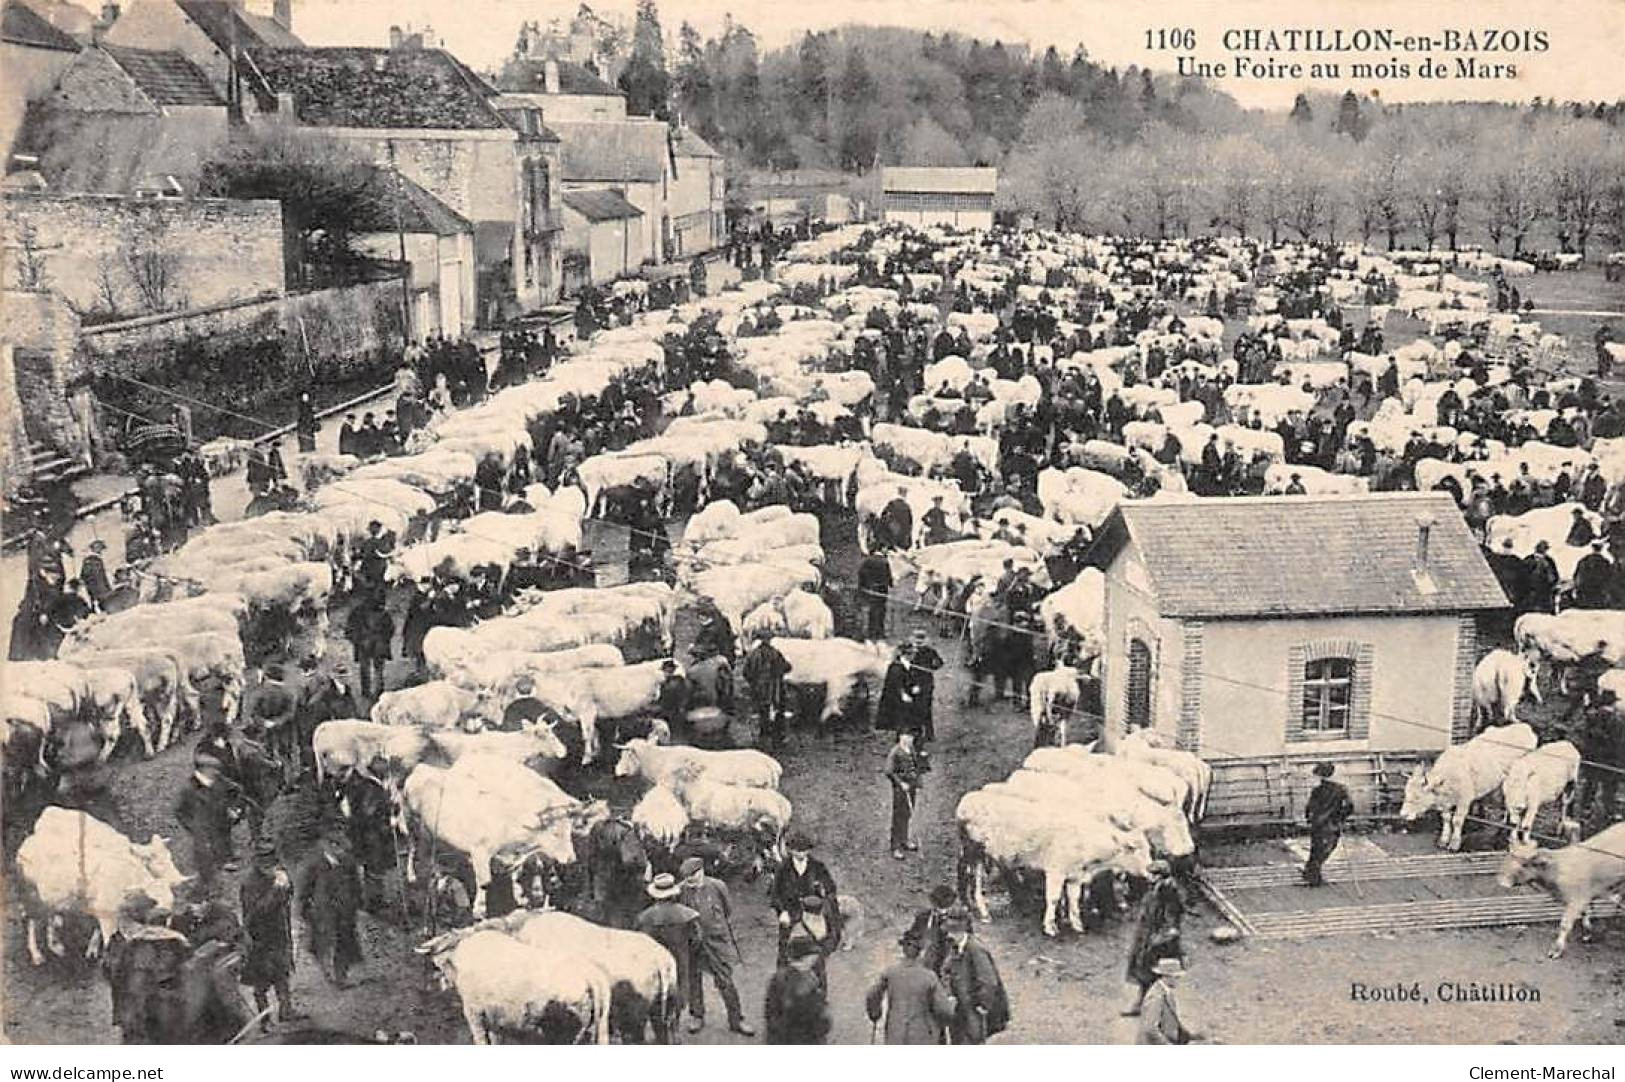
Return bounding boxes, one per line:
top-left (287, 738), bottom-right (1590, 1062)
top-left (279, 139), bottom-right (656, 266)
top-left (81, 278), bottom-right (408, 443)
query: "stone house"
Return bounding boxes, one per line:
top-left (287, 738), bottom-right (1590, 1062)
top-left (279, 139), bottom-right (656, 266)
top-left (560, 187), bottom-right (644, 287)
top-left (549, 117), bottom-right (670, 267)
top-left (668, 125), bottom-right (723, 258)
top-left (1089, 493), bottom-right (1507, 765)
top-left (1, 0), bottom-right (82, 158)
top-left (248, 44), bottom-right (564, 322)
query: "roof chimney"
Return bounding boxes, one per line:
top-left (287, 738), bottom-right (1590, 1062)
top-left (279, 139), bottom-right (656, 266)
top-left (272, 0), bottom-right (290, 31)
top-left (544, 57), bottom-right (560, 95)
top-left (389, 24), bottom-right (403, 48)
top-left (1412, 512), bottom-right (1439, 594)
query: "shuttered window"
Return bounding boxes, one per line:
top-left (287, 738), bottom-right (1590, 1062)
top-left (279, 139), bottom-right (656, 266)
top-left (1126, 637), bottom-right (1155, 730)
top-left (1286, 640), bottom-right (1373, 742)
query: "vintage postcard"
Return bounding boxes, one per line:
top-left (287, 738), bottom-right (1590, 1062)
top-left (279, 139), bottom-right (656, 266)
top-left (2, 0), bottom-right (1624, 1053)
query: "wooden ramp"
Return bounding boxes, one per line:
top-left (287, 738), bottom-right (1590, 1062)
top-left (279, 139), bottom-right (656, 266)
top-left (1198, 851), bottom-right (1623, 939)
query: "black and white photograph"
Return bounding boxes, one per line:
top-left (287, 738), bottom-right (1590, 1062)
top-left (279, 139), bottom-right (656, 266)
top-left (3, 0), bottom-right (1625, 1053)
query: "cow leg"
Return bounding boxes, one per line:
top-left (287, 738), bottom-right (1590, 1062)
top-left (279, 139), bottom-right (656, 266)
top-left (46, 915), bottom-right (65, 957)
top-left (1446, 806), bottom-right (1467, 851)
top-left (463, 1006), bottom-right (492, 1045)
top-left (26, 917), bottom-right (45, 966)
top-left (470, 849), bottom-right (493, 919)
top-left (1551, 900), bottom-right (1588, 958)
top-left (1040, 871), bottom-right (1062, 937)
top-left (130, 698), bottom-right (156, 759)
top-left (971, 860), bottom-right (992, 923)
top-left (96, 707), bottom-right (122, 764)
top-left (85, 920), bottom-right (107, 961)
top-left (1064, 877), bottom-right (1086, 934)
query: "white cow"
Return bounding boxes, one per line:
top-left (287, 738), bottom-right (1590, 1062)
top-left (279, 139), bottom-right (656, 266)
top-left (1471, 649), bottom-right (1542, 724)
top-left (1401, 722), bottom-right (1539, 850)
top-left (417, 929), bottom-right (612, 1044)
top-left (1502, 741), bottom-right (1581, 846)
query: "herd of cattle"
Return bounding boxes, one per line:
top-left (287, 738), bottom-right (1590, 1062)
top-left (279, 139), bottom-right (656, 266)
top-left (7, 219), bottom-right (1625, 1042)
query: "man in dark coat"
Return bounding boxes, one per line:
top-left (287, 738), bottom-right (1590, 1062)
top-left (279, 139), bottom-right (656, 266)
top-left (1522, 540), bottom-right (1561, 614)
top-left (937, 908), bottom-right (1009, 1045)
top-left (906, 885), bottom-right (958, 974)
top-left (678, 857), bottom-right (755, 1036)
top-left (770, 831), bottom-right (841, 965)
top-left (1302, 762), bottom-right (1354, 886)
top-left (338, 414), bottom-right (359, 457)
top-left (295, 391), bottom-right (318, 453)
top-left (742, 631), bottom-right (791, 747)
top-left (295, 661), bottom-right (358, 779)
top-left (636, 873), bottom-right (702, 1030)
top-left (346, 591), bottom-right (396, 701)
top-left (879, 629), bottom-right (945, 742)
top-left (865, 929), bottom-right (956, 1045)
top-left (297, 834), bottom-right (363, 988)
top-left (857, 552), bottom-right (894, 641)
top-left (764, 937), bottom-right (831, 1044)
top-left (239, 839), bottom-right (298, 1022)
top-left (174, 760), bottom-right (238, 896)
top-left (1573, 542), bottom-right (1615, 610)
top-left (879, 487), bottom-right (914, 552)
top-left (1123, 860), bottom-right (1184, 1014)
top-left (80, 539), bottom-right (113, 611)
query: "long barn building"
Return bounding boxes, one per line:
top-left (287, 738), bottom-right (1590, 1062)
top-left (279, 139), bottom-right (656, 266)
top-left (880, 166), bottom-right (996, 231)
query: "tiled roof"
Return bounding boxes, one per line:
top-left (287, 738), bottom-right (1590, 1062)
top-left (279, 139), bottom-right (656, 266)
top-left (494, 56), bottom-right (621, 96)
top-left (563, 187), bottom-right (642, 222)
top-left (351, 167), bottom-right (471, 236)
top-left (1093, 493), bottom-right (1508, 619)
top-left (881, 166), bottom-right (997, 194)
top-left (12, 102), bottom-right (226, 194)
top-left (671, 126), bottom-right (720, 159)
top-left (174, 0), bottom-right (301, 53)
top-left (102, 44), bottom-right (221, 106)
top-left (252, 47), bottom-right (508, 131)
top-left (2, 0), bottom-right (79, 50)
top-left (550, 119), bottom-right (668, 182)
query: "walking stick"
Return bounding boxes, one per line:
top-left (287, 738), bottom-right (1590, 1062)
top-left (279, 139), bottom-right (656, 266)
top-left (227, 1006), bottom-right (276, 1045)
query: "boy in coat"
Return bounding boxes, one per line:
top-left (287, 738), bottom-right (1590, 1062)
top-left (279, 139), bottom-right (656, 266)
top-left (239, 839), bottom-right (298, 1022)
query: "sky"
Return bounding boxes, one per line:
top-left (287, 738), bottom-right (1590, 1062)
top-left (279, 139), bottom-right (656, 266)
top-left (279, 0), bottom-right (1625, 111)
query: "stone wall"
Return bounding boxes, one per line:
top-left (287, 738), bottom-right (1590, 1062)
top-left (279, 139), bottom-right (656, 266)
top-left (0, 191), bottom-right (284, 320)
top-left (80, 277), bottom-right (407, 442)
top-left (1, 290), bottom-right (85, 494)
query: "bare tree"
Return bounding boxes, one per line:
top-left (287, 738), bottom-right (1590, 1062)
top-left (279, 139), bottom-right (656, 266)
top-left (124, 225), bottom-right (179, 311)
top-left (1546, 120), bottom-right (1615, 256)
top-left (1477, 123), bottom-right (1546, 256)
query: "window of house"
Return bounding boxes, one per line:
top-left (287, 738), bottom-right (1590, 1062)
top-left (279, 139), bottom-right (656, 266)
top-left (1301, 656), bottom-right (1354, 734)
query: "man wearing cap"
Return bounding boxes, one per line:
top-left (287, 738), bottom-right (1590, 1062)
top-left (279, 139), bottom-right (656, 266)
top-left (678, 857), bottom-right (755, 1036)
top-left (906, 885), bottom-right (958, 973)
top-left (636, 873), bottom-right (702, 1032)
top-left (296, 659), bottom-right (358, 778)
top-left (880, 630), bottom-right (944, 744)
top-left (174, 758), bottom-right (239, 896)
top-left (937, 907), bottom-right (1010, 1045)
top-left (244, 664), bottom-right (298, 770)
top-left (1123, 860), bottom-right (1184, 1015)
top-left (1137, 958), bottom-right (1201, 1044)
top-left (240, 839), bottom-right (298, 1023)
top-left (297, 833), bottom-right (363, 988)
top-left (770, 831), bottom-right (841, 965)
top-left (865, 929), bottom-right (956, 1044)
top-left (1303, 762), bottom-right (1354, 887)
top-left (1522, 540), bottom-right (1561, 614)
top-left (656, 660), bottom-right (691, 731)
top-left (763, 936), bottom-right (831, 1043)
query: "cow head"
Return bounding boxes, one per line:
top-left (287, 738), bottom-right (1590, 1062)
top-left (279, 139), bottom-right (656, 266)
top-left (613, 740), bottom-right (647, 778)
top-left (522, 720), bottom-right (568, 761)
top-left (1521, 650), bottom-right (1544, 704)
top-left (1110, 832), bottom-right (1156, 881)
top-left (1496, 841), bottom-right (1550, 889)
top-left (134, 837), bottom-right (188, 890)
top-left (1399, 768), bottom-right (1438, 821)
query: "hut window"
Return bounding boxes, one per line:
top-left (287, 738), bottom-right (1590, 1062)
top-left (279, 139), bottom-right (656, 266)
top-left (1302, 657), bottom-right (1353, 733)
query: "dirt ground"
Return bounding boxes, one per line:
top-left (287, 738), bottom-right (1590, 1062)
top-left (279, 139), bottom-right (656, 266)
top-left (7, 261), bottom-right (1625, 1045)
top-left (8, 510), bottom-right (1625, 1047)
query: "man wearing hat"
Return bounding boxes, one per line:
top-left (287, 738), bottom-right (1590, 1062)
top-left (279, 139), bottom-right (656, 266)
top-left (1522, 539), bottom-right (1561, 614)
top-left (770, 831), bottom-right (841, 965)
top-left (865, 928), bottom-right (956, 1044)
top-left (240, 839), bottom-right (299, 1023)
top-left (636, 873), bottom-right (702, 1035)
top-left (1137, 958), bottom-right (1201, 1045)
top-left (346, 588), bottom-right (396, 703)
top-left (764, 936), bottom-right (831, 1044)
top-left (1573, 540), bottom-right (1615, 610)
top-left (742, 630), bottom-right (791, 749)
top-left (296, 659), bottom-right (357, 777)
top-left (678, 857), bottom-right (755, 1036)
top-left (1123, 860), bottom-right (1184, 1015)
top-left (80, 539), bottom-right (112, 611)
top-left (906, 885), bottom-right (958, 973)
top-left (937, 906), bottom-right (1009, 1045)
top-left (856, 550), bottom-right (895, 641)
top-left (885, 730), bottom-right (926, 860)
top-left (174, 757), bottom-right (239, 896)
top-left (297, 833), bottom-right (363, 988)
top-left (1303, 762), bottom-right (1354, 887)
top-left (656, 660), bottom-right (691, 731)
